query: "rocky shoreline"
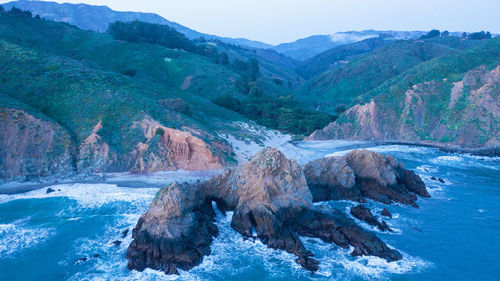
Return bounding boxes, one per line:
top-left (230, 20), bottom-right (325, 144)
top-left (126, 148), bottom-right (430, 274)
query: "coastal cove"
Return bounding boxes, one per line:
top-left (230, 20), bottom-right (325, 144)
top-left (1, 141), bottom-right (499, 281)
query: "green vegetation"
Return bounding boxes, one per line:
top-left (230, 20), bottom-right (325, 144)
top-left (213, 95), bottom-right (335, 136)
top-left (108, 20), bottom-right (195, 51)
top-left (0, 10), bottom-right (332, 143)
top-left (295, 36), bottom-right (482, 114)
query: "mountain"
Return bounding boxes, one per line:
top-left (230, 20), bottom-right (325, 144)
top-left (272, 30), bottom-right (426, 61)
top-left (294, 35), bottom-right (396, 79)
top-left (1, 0), bottom-right (272, 49)
top-left (0, 10), bottom-right (332, 181)
top-left (295, 36), bottom-right (482, 114)
top-left (308, 37), bottom-right (500, 154)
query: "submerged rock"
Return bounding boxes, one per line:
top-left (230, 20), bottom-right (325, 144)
top-left (350, 205), bottom-right (392, 232)
top-left (127, 148), bottom-right (403, 275)
top-left (304, 149), bottom-right (430, 207)
top-left (381, 208), bottom-right (393, 218)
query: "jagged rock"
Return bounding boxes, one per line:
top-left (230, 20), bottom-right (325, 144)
top-left (203, 147), bottom-right (320, 271)
top-left (46, 188), bottom-right (55, 194)
top-left (126, 182), bottom-right (218, 275)
top-left (113, 240), bottom-right (122, 247)
top-left (381, 208), bottom-right (393, 218)
top-left (127, 148), bottom-right (402, 275)
top-left (122, 229), bottom-right (129, 239)
top-left (350, 205), bottom-right (392, 232)
top-left (438, 178), bottom-right (445, 183)
top-left (304, 150), bottom-right (430, 207)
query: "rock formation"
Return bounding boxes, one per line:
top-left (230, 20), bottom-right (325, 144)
top-left (303, 149), bottom-right (429, 207)
top-left (126, 182), bottom-right (218, 274)
top-left (127, 148), bottom-right (405, 275)
top-left (307, 65), bottom-right (500, 155)
top-left (350, 205), bottom-right (391, 232)
top-left (128, 118), bottom-right (222, 172)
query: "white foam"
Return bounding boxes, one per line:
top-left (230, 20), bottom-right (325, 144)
top-left (0, 220), bottom-right (54, 257)
top-left (0, 183), bottom-right (158, 208)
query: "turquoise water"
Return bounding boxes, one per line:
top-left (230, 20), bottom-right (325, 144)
top-left (1, 144), bottom-right (499, 281)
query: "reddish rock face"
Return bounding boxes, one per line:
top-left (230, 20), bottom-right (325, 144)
top-left (304, 149), bottom-right (429, 207)
top-left (128, 118), bottom-right (223, 173)
top-left (0, 109), bottom-right (75, 180)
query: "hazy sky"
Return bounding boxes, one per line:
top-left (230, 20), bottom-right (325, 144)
top-left (16, 0), bottom-right (500, 44)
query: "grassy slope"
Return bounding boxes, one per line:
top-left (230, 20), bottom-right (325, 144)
top-left (295, 36), bottom-right (481, 114)
top-left (332, 37), bottom-right (500, 147)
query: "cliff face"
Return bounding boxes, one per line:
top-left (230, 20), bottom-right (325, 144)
top-left (309, 65), bottom-right (500, 153)
top-left (0, 108), bottom-right (75, 180)
top-left (0, 112), bottom-right (224, 181)
top-left (127, 118), bottom-right (222, 173)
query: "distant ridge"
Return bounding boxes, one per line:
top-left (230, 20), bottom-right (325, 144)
top-left (1, 0), bottom-right (273, 49)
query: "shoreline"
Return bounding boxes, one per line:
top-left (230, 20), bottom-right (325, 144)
top-left (0, 170), bottom-right (223, 195)
top-left (1, 140), bottom-right (497, 195)
top-left (374, 141), bottom-right (500, 157)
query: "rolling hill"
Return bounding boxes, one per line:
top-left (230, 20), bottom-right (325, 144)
top-left (2, 0), bottom-right (272, 49)
top-left (309, 37), bottom-right (500, 153)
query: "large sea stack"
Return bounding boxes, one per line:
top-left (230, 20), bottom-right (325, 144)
top-left (126, 148), bottom-right (430, 274)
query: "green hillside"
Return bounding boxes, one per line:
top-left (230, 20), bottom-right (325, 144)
top-left (309, 37), bottom-right (500, 151)
top-left (296, 36), bottom-right (481, 114)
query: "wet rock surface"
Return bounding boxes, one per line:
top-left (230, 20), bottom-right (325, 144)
top-left (350, 205), bottom-right (392, 232)
top-left (126, 182), bottom-right (218, 275)
top-left (381, 208), bottom-right (393, 218)
top-left (304, 149), bottom-right (430, 207)
top-left (127, 148), bottom-right (428, 274)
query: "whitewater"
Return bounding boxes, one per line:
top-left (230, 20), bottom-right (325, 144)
top-left (0, 141), bottom-right (499, 281)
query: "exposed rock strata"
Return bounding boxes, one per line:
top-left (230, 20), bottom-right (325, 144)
top-left (303, 149), bottom-right (429, 207)
top-left (128, 118), bottom-right (222, 172)
top-left (0, 114), bottom-right (224, 180)
top-left (0, 108), bottom-right (75, 180)
top-left (127, 148), bottom-right (407, 275)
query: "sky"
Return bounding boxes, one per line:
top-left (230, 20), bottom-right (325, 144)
top-left (9, 0), bottom-right (500, 45)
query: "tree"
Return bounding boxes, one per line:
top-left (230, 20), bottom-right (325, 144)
top-left (468, 31), bottom-right (492, 40)
top-left (420, 29), bottom-right (440, 39)
top-left (441, 31), bottom-right (450, 37)
top-left (108, 21), bottom-right (195, 51)
top-left (0, 5), bottom-right (4, 13)
top-left (8, 7), bottom-right (32, 17)
top-left (462, 32), bottom-right (468, 38)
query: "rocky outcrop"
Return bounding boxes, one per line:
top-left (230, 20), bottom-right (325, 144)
top-left (77, 120), bottom-right (116, 173)
top-left (127, 148), bottom-right (403, 275)
top-left (126, 182), bottom-right (218, 274)
top-left (307, 65), bottom-right (500, 154)
top-left (128, 118), bottom-right (222, 173)
top-left (350, 205), bottom-right (391, 232)
top-left (0, 108), bottom-right (75, 180)
top-left (303, 150), bottom-right (429, 207)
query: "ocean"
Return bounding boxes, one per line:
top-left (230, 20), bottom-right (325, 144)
top-left (1, 142), bottom-right (499, 281)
